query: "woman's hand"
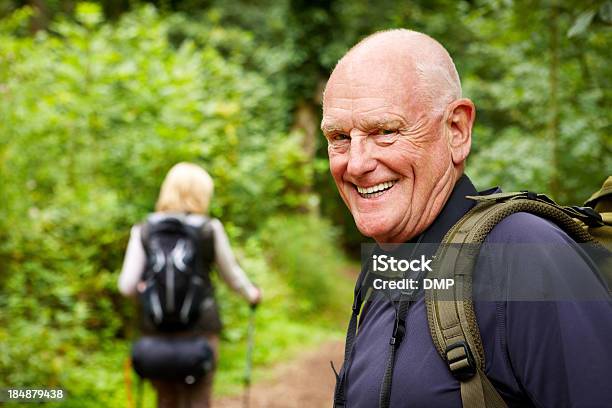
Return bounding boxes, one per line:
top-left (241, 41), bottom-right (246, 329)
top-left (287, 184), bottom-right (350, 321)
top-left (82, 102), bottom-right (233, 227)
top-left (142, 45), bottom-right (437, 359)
top-left (249, 286), bottom-right (262, 306)
top-left (137, 281), bottom-right (147, 293)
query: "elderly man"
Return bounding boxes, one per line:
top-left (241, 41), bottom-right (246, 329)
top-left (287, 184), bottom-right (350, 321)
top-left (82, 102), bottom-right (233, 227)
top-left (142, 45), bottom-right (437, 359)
top-left (322, 29), bottom-right (612, 407)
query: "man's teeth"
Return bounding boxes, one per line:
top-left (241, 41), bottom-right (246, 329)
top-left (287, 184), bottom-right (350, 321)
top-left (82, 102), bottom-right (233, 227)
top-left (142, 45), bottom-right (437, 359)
top-left (356, 180), bottom-right (397, 195)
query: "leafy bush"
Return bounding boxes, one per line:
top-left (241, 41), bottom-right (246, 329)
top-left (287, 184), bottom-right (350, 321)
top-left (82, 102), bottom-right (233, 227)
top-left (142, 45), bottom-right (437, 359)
top-left (0, 4), bottom-right (352, 405)
top-left (260, 214), bottom-right (353, 319)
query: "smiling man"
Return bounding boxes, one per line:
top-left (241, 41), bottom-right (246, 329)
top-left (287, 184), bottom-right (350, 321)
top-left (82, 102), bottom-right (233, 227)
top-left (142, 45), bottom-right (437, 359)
top-left (322, 30), bottom-right (473, 244)
top-left (322, 29), bottom-right (612, 408)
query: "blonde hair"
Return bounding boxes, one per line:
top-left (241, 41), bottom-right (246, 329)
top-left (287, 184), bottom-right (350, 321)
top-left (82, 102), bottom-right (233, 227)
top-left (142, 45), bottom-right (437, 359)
top-left (155, 162), bottom-right (214, 214)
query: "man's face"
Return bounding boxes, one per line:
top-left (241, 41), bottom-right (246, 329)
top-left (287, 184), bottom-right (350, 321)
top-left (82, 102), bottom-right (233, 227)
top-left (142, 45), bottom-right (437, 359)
top-left (321, 54), bottom-right (455, 243)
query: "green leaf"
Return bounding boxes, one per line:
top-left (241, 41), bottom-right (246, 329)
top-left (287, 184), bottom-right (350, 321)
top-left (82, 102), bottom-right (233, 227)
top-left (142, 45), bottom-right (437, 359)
top-left (567, 9), bottom-right (596, 38)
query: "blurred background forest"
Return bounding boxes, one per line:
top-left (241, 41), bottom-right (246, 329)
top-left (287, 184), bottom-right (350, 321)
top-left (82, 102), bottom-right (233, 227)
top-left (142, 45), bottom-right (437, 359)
top-left (0, 0), bottom-right (610, 406)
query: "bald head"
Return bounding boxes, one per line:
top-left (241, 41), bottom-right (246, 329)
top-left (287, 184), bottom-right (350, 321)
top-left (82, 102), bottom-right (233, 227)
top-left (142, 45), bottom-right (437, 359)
top-left (326, 29), bottom-right (462, 118)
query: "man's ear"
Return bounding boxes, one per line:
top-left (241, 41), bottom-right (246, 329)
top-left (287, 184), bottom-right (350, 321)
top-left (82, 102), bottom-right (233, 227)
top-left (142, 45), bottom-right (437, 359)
top-left (445, 98), bottom-right (475, 166)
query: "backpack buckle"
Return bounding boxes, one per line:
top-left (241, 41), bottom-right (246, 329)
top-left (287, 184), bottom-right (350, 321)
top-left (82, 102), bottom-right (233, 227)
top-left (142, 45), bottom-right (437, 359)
top-left (520, 190), bottom-right (538, 201)
top-left (445, 341), bottom-right (477, 381)
top-left (352, 291), bottom-right (362, 313)
top-left (570, 206), bottom-right (604, 227)
top-left (389, 317), bottom-right (406, 346)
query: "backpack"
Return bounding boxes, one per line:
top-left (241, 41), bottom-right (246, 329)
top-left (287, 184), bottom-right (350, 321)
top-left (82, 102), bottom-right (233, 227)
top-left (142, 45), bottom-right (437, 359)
top-left (584, 176), bottom-right (612, 253)
top-left (425, 176), bottom-right (612, 408)
top-left (131, 335), bottom-right (214, 384)
top-left (139, 214), bottom-right (215, 332)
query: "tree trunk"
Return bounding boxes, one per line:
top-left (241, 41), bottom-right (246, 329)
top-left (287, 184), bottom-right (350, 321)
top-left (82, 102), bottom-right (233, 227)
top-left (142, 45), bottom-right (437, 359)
top-left (29, 0), bottom-right (48, 33)
top-left (290, 100), bottom-right (319, 213)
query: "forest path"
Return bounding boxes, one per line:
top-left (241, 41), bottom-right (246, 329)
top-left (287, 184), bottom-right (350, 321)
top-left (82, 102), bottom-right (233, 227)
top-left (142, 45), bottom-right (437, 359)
top-left (213, 340), bottom-right (344, 408)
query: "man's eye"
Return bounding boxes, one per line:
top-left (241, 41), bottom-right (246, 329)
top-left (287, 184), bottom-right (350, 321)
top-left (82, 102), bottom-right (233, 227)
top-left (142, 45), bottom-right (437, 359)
top-left (372, 128), bottom-right (398, 146)
top-left (331, 133), bottom-right (350, 142)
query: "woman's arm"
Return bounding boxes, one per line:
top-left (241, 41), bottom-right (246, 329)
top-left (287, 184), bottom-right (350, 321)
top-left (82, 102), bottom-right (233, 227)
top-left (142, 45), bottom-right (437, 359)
top-left (210, 219), bottom-right (259, 304)
top-left (118, 225), bottom-right (146, 297)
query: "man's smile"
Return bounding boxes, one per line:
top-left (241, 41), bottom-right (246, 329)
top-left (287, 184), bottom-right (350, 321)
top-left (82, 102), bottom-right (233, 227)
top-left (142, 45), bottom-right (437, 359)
top-left (353, 179), bottom-right (399, 199)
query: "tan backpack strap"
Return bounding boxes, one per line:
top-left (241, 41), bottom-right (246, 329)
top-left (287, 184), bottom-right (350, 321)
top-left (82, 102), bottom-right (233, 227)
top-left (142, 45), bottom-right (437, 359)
top-left (467, 192), bottom-right (604, 227)
top-left (461, 369), bottom-right (508, 408)
top-left (427, 201), bottom-right (506, 408)
top-left (426, 194), bottom-right (596, 407)
top-left (465, 191), bottom-right (553, 204)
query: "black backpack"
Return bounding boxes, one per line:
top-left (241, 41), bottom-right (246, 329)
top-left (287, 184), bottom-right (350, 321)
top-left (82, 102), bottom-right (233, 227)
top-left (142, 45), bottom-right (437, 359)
top-left (139, 214), bottom-right (215, 332)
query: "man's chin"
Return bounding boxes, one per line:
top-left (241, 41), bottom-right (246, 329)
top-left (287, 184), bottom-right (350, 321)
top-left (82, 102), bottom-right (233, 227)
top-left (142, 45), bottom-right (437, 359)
top-left (354, 215), bottom-right (395, 242)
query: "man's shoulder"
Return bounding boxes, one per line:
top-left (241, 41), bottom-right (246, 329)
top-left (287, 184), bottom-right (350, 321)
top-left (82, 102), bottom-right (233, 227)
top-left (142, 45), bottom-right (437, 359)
top-left (475, 211), bottom-right (605, 301)
top-left (484, 211), bottom-right (575, 244)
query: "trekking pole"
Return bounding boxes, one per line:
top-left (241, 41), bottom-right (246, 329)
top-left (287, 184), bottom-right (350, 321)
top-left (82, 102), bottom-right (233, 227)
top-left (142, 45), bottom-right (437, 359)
top-left (243, 303), bottom-right (257, 408)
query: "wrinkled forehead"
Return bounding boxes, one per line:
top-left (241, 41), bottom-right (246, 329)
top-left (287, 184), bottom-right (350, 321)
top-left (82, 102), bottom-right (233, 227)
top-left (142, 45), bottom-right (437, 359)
top-left (323, 50), bottom-right (418, 113)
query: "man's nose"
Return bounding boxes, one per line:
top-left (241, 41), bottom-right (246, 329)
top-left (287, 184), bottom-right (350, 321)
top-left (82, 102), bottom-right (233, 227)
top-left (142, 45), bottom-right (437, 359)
top-left (346, 133), bottom-right (376, 178)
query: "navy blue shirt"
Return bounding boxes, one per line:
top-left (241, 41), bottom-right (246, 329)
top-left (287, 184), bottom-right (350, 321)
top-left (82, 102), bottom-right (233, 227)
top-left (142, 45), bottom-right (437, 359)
top-left (344, 175), bottom-right (612, 408)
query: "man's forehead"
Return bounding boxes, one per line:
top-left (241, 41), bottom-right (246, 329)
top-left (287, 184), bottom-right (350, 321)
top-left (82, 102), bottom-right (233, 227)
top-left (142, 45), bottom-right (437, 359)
top-left (330, 50), bottom-right (413, 88)
top-left (323, 60), bottom-right (416, 125)
top-left (324, 80), bottom-right (396, 101)
top-left (325, 48), bottom-right (417, 105)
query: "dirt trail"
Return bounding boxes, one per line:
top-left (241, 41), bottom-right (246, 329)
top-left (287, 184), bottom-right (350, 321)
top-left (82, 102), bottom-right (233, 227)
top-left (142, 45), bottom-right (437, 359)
top-left (214, 340), bottom-right (344, 408)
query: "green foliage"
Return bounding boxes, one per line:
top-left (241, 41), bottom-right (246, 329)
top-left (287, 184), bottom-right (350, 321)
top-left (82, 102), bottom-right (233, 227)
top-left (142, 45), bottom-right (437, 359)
top-left (0, 3), bottom-right (352, 405)
top-left (260, 214), bottom-right (353, 318)
top-left (1, 0), bottom-right (610, 405)
top-left (198, 0), bottom-right (610, 241)
top-left (457, 1), bottom-right (611, 203)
